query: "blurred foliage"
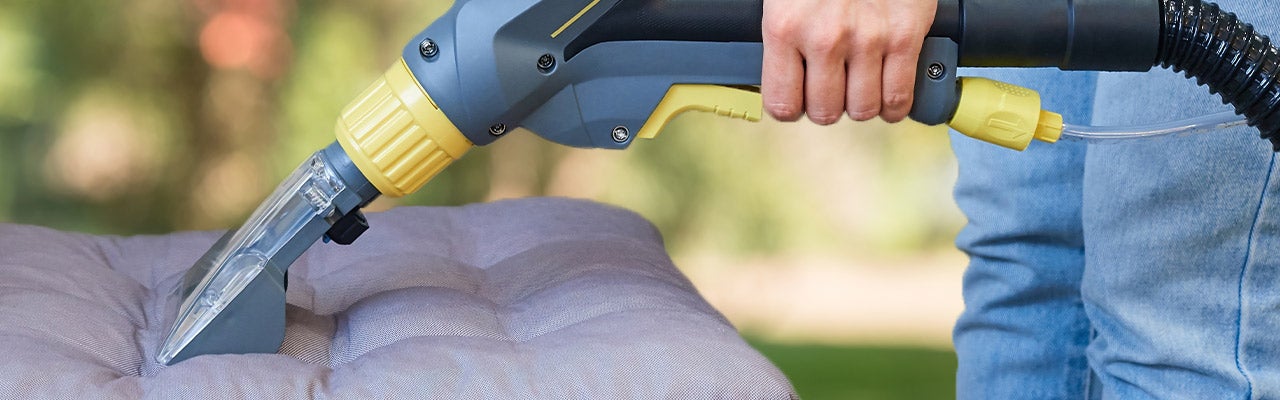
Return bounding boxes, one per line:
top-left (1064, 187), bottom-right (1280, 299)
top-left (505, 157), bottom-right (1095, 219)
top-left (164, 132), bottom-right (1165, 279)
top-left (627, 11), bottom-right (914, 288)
top-left (0, 0), bottom-right (964, 260)
top-left (750, 340), bottom-right (957, 399)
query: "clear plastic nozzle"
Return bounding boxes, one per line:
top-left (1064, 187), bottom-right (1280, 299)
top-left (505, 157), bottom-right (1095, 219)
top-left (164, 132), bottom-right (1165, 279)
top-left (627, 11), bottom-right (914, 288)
top-left (157, 152), bottom-right (346, 365)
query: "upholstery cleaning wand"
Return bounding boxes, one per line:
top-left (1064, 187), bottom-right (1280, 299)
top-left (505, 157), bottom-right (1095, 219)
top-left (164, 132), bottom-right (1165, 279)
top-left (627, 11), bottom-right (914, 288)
top-left (158, 0), bottom-right (1280, 365)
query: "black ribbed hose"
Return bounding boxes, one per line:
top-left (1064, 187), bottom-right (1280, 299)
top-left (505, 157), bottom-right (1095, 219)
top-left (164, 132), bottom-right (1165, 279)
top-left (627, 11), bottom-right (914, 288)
top-left (1158, 0), bottom-right (1280, 150)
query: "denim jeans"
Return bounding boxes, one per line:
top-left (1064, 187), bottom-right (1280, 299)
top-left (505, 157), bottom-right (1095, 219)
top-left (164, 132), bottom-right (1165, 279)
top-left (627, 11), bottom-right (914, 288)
top-left (951, 1), bottom-right (1280, 398)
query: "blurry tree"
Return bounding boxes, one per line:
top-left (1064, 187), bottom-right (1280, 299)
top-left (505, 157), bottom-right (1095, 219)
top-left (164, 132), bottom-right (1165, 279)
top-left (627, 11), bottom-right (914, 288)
top-left (3, 0), bottom-right (206, 232)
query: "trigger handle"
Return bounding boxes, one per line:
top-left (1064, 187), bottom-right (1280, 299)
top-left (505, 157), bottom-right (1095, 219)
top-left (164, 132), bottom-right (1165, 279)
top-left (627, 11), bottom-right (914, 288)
top-left (635, 84), bottom-right (763, 140)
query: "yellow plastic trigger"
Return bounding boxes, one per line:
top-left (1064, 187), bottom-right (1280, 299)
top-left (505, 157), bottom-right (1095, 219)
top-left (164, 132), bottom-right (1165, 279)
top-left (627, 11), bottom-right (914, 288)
top-left (636, 84), bottom-right (763, 140)
top-left (947, 77), bottom-right (1064, 151)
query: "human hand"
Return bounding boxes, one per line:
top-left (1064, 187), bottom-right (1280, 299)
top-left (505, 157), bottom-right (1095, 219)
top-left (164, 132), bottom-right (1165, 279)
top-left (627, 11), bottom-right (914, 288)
top-left (762, 0), bottom-right (937, 125)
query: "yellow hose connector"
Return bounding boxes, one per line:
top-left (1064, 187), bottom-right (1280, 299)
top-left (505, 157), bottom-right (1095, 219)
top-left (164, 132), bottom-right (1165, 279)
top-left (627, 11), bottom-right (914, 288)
top-left (948, 77), bottom-right (1064, 151)
top-left (335, 59), bottom-right (474, 197)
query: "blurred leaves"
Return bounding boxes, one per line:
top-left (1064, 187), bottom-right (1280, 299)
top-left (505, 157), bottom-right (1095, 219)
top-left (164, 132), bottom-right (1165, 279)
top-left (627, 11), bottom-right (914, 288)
top-left (750, 340), bottom-right (957, 399)
top-left (0, 11), bottom-right (37, 124)
top-left (0, 0), bottom-right (964, 259)
top-left (600, 114), bottom-right (963, 258)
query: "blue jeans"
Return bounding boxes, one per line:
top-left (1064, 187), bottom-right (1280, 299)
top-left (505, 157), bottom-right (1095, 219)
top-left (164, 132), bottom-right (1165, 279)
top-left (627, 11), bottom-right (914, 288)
top-left (952, 2), bottom-right (1280, 398)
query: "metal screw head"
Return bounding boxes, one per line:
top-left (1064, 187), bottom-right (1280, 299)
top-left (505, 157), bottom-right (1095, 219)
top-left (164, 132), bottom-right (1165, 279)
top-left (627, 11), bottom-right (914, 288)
top-left (419, 39), bottom-right (439, 59)
top-left (611, 126), bottom-right (630, 143)
top-left (537, 54), bottom-right (556, 73)
top-left (927, 62), bottom-right (946, 80)
top-left (489, 123), bottom-right (507, 136)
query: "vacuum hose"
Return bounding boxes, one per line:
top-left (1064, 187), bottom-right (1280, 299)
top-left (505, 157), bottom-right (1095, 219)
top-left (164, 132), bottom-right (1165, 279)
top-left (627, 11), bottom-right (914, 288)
top-left (1156, 0), bottom-right (1280, 149)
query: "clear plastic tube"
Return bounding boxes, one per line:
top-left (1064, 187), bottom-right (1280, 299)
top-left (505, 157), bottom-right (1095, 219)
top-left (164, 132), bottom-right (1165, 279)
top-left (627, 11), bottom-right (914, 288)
top-left (1061, 111), bottom-right (1248, 141)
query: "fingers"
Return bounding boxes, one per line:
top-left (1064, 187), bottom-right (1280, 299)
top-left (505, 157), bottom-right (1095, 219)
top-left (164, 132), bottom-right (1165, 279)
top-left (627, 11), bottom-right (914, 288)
top-left (804, 45), bottom-right (848, 125)
top-left (761, 3), bottom-right (805, 122)
top-left (846, 40), bottom-right (883, 122)
top-left (761, 0), bottom-right (936, 125)
top-left (877, 2), bottom-right (936, 123)
top-left (762, 41), bottom-right (805, 122)
top-left (879, 39), bottom-right (924, 123)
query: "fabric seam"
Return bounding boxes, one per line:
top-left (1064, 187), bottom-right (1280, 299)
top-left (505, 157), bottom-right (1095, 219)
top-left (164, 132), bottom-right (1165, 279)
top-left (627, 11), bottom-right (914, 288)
top-left (1234, 152), bottom-right (1274, 400)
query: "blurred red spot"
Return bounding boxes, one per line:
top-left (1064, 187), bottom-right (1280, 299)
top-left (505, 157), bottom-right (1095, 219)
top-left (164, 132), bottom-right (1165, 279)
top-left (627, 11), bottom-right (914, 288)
top-left (199, 11), bottom-right (290, 78)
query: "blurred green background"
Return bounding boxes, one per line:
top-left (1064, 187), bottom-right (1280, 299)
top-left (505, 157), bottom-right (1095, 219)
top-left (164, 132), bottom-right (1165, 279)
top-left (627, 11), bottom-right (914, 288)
top-left (0, 0), bottom-right (966, 397)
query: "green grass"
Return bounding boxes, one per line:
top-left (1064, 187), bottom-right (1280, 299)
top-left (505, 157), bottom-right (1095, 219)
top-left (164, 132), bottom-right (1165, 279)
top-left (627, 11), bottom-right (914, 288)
top-left (749, 340), bottom-right (957, 400)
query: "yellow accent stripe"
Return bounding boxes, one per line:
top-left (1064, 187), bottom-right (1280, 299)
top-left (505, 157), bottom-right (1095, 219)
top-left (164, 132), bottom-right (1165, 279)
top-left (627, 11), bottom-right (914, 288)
top-left (551, 0), bottom-right (601, 38)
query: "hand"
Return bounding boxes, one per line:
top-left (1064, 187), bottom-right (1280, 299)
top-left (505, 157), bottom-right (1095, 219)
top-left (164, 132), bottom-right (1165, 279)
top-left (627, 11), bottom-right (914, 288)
top-left (762, 0), bottom-right (937, 125)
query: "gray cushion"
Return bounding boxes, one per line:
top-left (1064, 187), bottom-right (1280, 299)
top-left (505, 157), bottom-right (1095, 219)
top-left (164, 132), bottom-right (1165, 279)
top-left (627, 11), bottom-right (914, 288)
top-left (0, 198), bottom-right (795, 399)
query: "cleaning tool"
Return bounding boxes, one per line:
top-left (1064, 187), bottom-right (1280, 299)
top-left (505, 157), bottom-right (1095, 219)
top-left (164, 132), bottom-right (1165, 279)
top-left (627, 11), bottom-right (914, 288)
top-left (158, 0), bottom-right (1280, 364)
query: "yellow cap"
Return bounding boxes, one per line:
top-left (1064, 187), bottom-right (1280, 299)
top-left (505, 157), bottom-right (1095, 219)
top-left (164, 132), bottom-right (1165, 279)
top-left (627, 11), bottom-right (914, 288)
top-left (948, 77), bottom-right (1063, 151)
top-left (1035, 110), bottom-right (1063, 143)
top-left (335, 59), bottom-right (473, 197)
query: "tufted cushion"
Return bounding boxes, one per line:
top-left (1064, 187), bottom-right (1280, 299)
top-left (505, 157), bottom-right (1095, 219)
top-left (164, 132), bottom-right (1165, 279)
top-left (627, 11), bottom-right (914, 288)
top-left (0, 198), bottom-right (795, 399)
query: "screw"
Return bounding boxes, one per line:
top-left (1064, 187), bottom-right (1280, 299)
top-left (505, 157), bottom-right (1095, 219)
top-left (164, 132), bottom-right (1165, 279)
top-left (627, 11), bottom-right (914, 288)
top-left (927, 62), bottom-right (946, 80)
top-left (611, 126), bottom-right (630, 143)
top-left (489, 123), bottom-right (507, 136)
top-left (537, 54), bottom-right (557, 73)
top-left (419, 39), bottom-right (439, 59)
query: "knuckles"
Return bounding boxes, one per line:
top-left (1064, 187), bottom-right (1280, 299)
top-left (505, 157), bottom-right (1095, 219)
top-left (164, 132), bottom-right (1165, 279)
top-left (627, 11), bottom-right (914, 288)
top-left (880, 110), bottom-right (909, 123)
top-left (886, 29), bottom-right (922, 50)
top-left (882, 92), bottom-right (912, 111)
top-left (809, 112), bottom-right (841, 126)
top-left (762, 14), bottom-right (803, 43)
top-left (881, 93), bottom-right (915, 123)
top-left (804, 29), bottom-right (850, 57)
top-left (851, 29), bottom-right (887, 53)
top-left (766, 103), bottom-right (803, 122)
top-left (846, 104), bottom-right (881, 122)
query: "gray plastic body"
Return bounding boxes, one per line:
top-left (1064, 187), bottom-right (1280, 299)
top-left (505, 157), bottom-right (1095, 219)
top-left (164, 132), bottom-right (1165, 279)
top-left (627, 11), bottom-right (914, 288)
top-left (909, 38), bottom-right (961, 126)
top-left (164, 231), bottom-right (286, 363)
top-left (403, 0), bottom-right (763, 148)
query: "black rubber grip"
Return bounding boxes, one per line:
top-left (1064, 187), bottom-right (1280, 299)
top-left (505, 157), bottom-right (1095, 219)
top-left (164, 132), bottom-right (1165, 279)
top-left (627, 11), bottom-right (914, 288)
top-left (566, 0), bottom-right (1158, 72)
top-left (941, 0), bottom-right (1159, 70)
top-left (564, 0), bottom-right (762, 60)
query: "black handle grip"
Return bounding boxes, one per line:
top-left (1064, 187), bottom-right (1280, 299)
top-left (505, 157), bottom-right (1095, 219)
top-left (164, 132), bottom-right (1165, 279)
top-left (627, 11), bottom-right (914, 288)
top-left (567, 0), bottom-right (1158, 71)
top-left (938, 0), bottom-right (1158, 71)
top-left (565, 0), bottom-right (763, 60)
